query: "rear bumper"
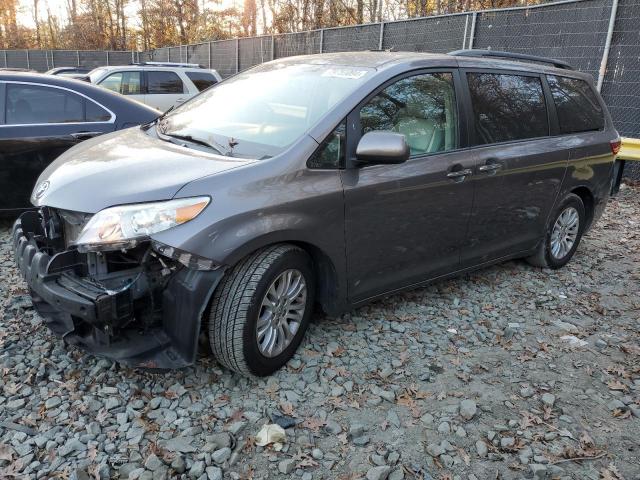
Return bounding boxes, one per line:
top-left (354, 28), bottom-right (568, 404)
top-left (13, 213), bottom-right (224, 369)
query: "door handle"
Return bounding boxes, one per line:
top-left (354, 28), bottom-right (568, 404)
top-left (447, 168), bottom-right (473, 180)
top-left (175, 98), bottom-right (186, 103)
top-left (70, 131), bottom-right (102, 140)
top-left (478, 163), bottom-right (502, 173)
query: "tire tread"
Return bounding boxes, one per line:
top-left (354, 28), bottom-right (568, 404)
top-left (208, 244), bottom-right (302, 376)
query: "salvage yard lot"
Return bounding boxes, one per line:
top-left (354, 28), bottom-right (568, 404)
top-left (1, 186), bottom-right (639, 480)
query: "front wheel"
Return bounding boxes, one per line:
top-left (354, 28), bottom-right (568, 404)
top-left (208, 244), bottom-right (315, 376)
top-left (526, 193), bottom-right (586, 269)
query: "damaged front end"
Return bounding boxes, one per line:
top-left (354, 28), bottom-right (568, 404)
top-left (13, 207), bottom-right (224, 369)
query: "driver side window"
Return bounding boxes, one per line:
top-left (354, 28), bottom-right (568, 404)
top-left (360, 72), bottom-right (458, 157)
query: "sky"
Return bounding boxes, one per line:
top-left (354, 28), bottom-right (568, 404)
top-left (17, 0), bottom-right (239, 29)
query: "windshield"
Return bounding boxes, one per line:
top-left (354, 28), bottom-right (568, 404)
top-left (157, 62), bottom-right (374, 158)
top-left (88, 68), bottom-right (109, 83)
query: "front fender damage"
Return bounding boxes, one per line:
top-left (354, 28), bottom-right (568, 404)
top-left (13, 210), bottom-right (224, 370)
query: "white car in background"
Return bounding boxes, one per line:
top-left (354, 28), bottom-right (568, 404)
top-left (87, 62), bottom-right (222, 112)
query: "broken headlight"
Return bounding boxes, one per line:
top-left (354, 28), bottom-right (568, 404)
top-left (74, 197), bottom-right (210, 252)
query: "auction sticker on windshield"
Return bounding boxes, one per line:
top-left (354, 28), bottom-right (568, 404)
top-left (321, 68), bottom-right (370, 79)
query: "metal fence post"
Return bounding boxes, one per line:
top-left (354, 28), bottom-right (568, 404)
top-left (468, 12), bottom-right (478, 49)
top-left (462, 14), bottom-right (469, 49)
top-left (208, 42), bottom-right (212, 68)
top-left (106, 50), bottom-right (110, 66)
top-left (319, 29), bottom-right (324, 53)
top-left (378, 22), bottom-right (385, 50)
top-left (50, 50), bottom-right (55, 67)
top-left (271, 35), bottom-right (275, 60)
top-left (25, 50), bottom-right (30, 70)
top-left (3, 51), bottom-right (7, 68)
top-left (131, 50), bottom-right (135, 64)
top-left (597, 0), bottom-right (619, 92)
top-left (76, 50), bottom-right (80, 66)
top-left (236, 38), bottom-right (240, 73)
top-left (185, 45), bottom-right (189, 63)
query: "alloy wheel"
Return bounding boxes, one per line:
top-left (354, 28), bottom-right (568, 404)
top-left (550, 206), bottom-right (579, 260)
top-left (256, 269), bottom-right (307, 358)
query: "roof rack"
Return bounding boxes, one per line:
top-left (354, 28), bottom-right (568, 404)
top-left (130, 61), bottom-right (205, 69)
top-left (448, 49), bottom-right (573, 70)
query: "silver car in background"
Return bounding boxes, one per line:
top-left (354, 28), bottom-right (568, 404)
top-left (88, 62), bottom-right (223, 111)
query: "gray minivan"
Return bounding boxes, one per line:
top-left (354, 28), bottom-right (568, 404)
top-left (13, 50), bottom-right (619, 376)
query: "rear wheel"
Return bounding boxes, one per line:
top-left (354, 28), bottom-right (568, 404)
top-left (208, 244), bottom-right (315, 376)
top-left (526, 193), bottom-right (586, 269)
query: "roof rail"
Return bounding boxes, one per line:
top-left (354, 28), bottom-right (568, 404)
top-left (448, 49), bottom-right (573, 70)
top-left (130, 61), bottom-right (205, 69)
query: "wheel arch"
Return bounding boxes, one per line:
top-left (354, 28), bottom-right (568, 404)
top-left (570, 185), bottom-right (595, 230)
top-left (219, 233), bottom-right (346, 317)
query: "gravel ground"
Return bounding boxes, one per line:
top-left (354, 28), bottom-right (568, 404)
top-left (1, 185), bottom-right (639, 480)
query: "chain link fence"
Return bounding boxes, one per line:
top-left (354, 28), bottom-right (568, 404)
top-left (0, 49), bottom-right (138, 71)
top-left (1, 0), bottom-right (638, 178)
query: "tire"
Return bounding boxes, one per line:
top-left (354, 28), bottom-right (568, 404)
top-left (526, 193), bottom-right (586, 269)
top-left (208, 244), bottom-right (315, 377)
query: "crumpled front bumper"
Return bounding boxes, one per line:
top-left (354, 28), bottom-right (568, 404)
top-left (13, 212), bottom-right (224, 369)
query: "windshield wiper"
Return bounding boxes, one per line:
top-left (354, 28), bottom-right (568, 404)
top-left (162, 133), bottom-right (230, 156)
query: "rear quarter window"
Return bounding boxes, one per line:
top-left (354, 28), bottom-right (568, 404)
top-left (185, 72), bottom-right (218, 92)
top-left (547, 75), bottom-right (604, 134)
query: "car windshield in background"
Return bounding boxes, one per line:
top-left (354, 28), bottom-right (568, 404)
top-left (157, 62), bottom-right (374, 159)
top-left (88, 68), bottom-right (108, 83)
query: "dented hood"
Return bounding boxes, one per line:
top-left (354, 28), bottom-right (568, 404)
top-left (33, 127), bottom-right (251, 213)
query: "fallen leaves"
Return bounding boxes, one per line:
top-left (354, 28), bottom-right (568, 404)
top-left (396, 390), bottom-right (422, 419)
top-left (519, 411), bottom-right (543, 429)
top-left (579, 431), bottom-right (596, 451)
top-left (301, 417), bottom-right (325, 432)
top-left (279, 402), bottom-right (295, 417)
top-left (620, 343), bottom-right (640, 356)
top-left (600, 464), bottom-right (625, 480)
top-left (553, 429), bottom-right (605, 465)
top-left (612, 408), bottom-right (631, 419)
top-left (0, 443), bottom-right (14, 462)
top-left (606, 365), bottom-right (630, 378)
top-left (606, 380), bottom-right (629, 392)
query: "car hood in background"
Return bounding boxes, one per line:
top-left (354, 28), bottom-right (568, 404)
top-left (33, 127), bottom-right (252, 213)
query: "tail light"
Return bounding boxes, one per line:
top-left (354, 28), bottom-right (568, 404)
top-left (610, 138), bottom-right (622, 155)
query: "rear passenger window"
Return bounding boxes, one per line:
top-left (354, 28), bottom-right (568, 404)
top-left (185, 72), bottom-right (218, 92)
top-left (467, 73), bottom-right (548, 145)
top-left (5, 84), bottom-right (84, 124)
top-left (547, 75), bottom-right (604, 134)
top-left (147, 71), bottom-right (184, 94)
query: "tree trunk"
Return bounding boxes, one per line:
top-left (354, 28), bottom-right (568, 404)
top-left (33, 0), bottom-right (40, 47)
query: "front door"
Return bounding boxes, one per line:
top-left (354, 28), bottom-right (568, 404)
top-left (459, 71), bottom-right (569, 267)
top-left (0, 81), bottom-right (114, 210)
top-left (342, 70), bottom-right (476, 303)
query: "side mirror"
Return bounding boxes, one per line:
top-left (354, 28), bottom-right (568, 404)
top-left (355, 131), bottom-right (410, 166)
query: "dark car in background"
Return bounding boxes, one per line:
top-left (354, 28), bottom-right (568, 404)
top-left (13, 51), bottom-right (619, 376)
top-left (0, 72), bottom-right (159, 211)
